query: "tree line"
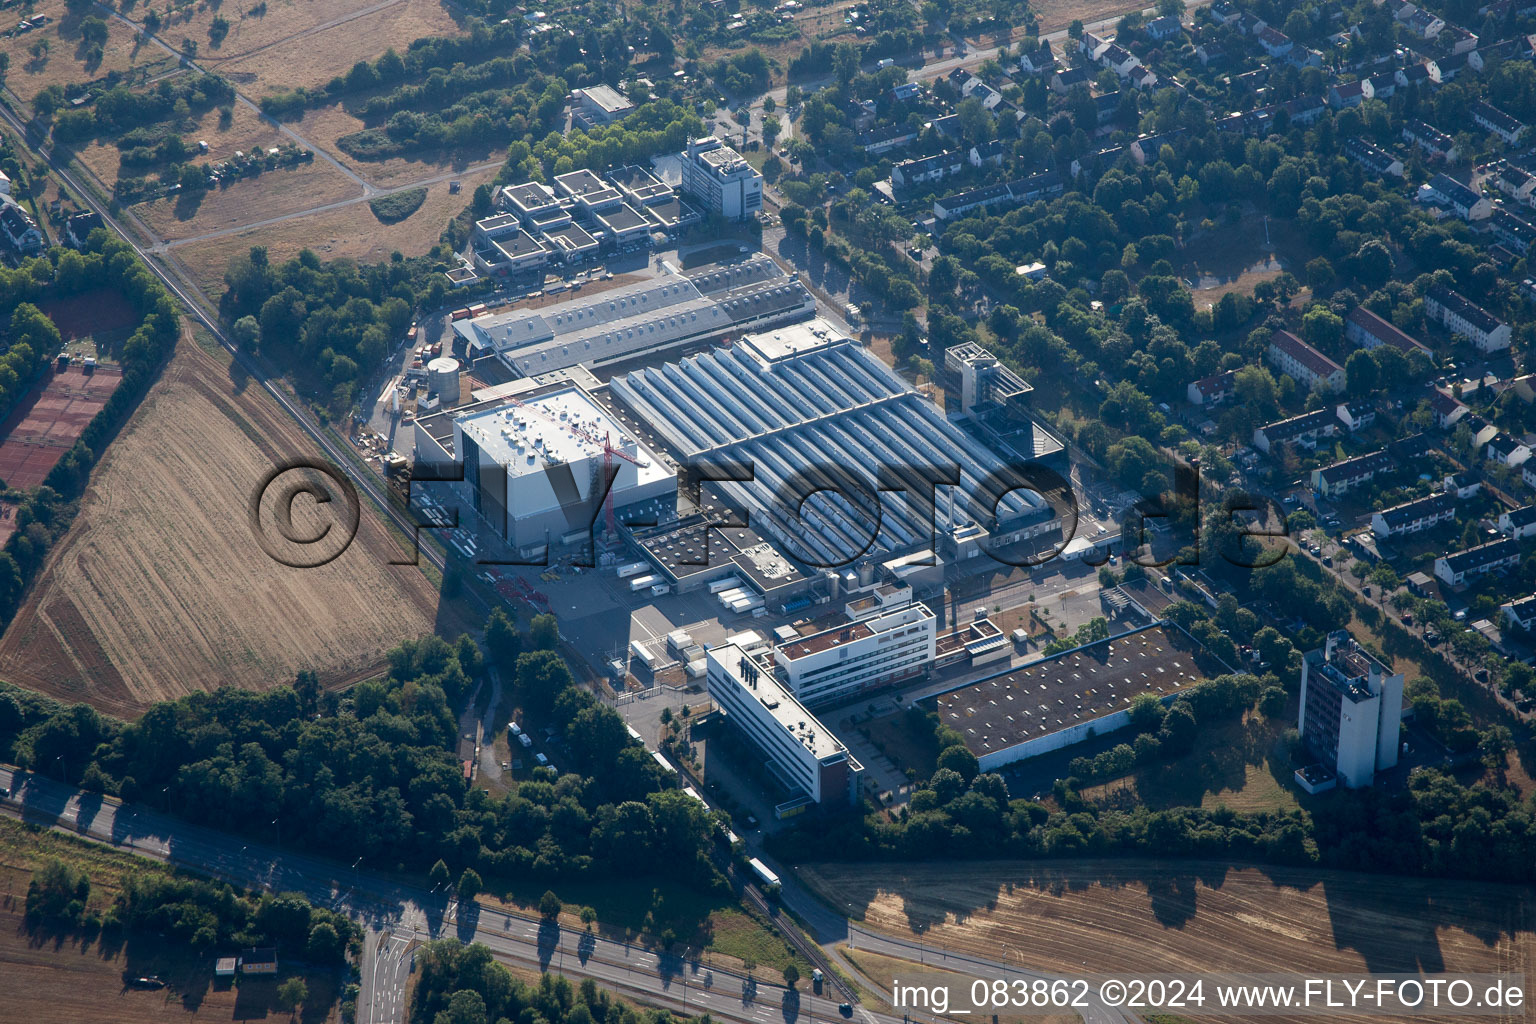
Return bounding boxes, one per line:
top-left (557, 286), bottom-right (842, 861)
top-left (1, 610), bottom-right (719, 892)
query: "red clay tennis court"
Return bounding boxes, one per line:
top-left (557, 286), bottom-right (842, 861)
top-left (0, 362), bottom-right (124, 491)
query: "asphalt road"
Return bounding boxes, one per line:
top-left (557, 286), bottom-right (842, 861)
top-left (0, 763), bottom-right (1040, 1024)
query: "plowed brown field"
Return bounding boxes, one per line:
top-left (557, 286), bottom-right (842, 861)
top-left (0, 333), bottom-right (439, 717)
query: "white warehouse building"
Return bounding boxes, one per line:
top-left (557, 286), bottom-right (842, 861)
top-left (924, 624), bottom-right (1228, 771)
top-left (437, 384), bottom-right (676, 554)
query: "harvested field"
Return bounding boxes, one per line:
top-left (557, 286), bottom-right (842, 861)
top-left (804, 860), bottom-right (1535, 1024)
top-left (0, 0), bottom-right (174, 106)
top-left (297, 104), bottom-right (501, 188)
top-left (0, 334), bottom-right (439, 718)
top-left (215, 0), bottom-right (461, 95)
top-left (134, 157), bottom-right (358, 241)
top-left (0, 364), bottom-right (123, 490)
top-left (171, 166), bottom-right (496, 295)
top-left (840, 947), bottom-right (1075, 1024)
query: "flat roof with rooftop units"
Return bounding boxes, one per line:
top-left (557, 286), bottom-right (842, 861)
top-left (608, 164), bottom-right (675, 204)
top-left (925, 623), bottom-right (1233, 770)
top-left (555, 168), bottom-right (624, 207)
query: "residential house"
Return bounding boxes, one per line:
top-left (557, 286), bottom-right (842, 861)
top-left (1345, 306), bottom-right (1429, 355)
top-left (969, 140), bottom-right (1006, 168)
top-left (1197, 42), bottom-right (1228, 65)
top-left (1287, 95), bottom-right (1327, 124)
top-left (1388, 431), bottom-right (1435, 463)
top-left (1459, 413), bottom-right (1500, 449)
top-left (1337, 400), bottom-right (1377, 432)
top-left (1095, 91), bottom-right (1123, 125)
top-left (1079, 30), bottom-right (1110, 59)
top-left (1525, 461), bottom-right (1536, 489)
top-left (1099, 43), bottom-right (1140, 76)
top-left (1253, 408), bottom-right (1339, 453)
top-left (1405, 7), bottom-right (1445, 36)
top-left (1439, 24), bottom-right (1479, 53)
top-left (1050, 67), bottom-right (1093, 93)
top-left (1416, 173), bottom-right (1492, 220)
top-left (1268, 329), bottom-right (1346, 393)
top-left (1425, 285), bottom-right (1512, 352)
top-left (1188, 369), bottom-right (1238, 407)
top-left (1396, 63), bottom-right (1433, 89)
top-left (891, 150), bottom-right (966, 188)
top-left (1017, 38), bottom-right (1055, 75)
top-left (1490, 208), bottom-right (1536, 255)
top-left (1499, 504), bottom-right (1536, 539)
top-left (1445, 472), bottom-right (1483, 498)
top-left (1403, 119), bottom-right (1458, 161)
top-left (1493, 164), bottom-right (1536, 202)
top-left (0, 200), bottom-right (41, 254)
top-left (932, 170), bottom-right (1064, 220)
top-left (1487, 432), bottom-right (1532, 467)
top-left (64, 210), bottom-right (102, 249)
top-left (1371, 492), bottom-right (1456, 538)
top-left (1257, 26), bottom-right (1294, 56)
top-left (1434, 538), bottom-right (1520, 586)
top-left (1429, 389), bottom-right (1469, 428)
top-left (858, 124), bottom-right (919, 155)
top-left (888, 82), bottom-right (921, 103)
top-left (1312, 449), bottom-right (1394, 497)
top-left (1500, 594), bottom-right (1536, 631)
top-left (1146, 15), bottom-right (1183, 40)
top-left (1429, 52), bottom-right (1469, 82)
top-left (1473, 101), bottom-right (1526, 145)
top-left (1130, 129), bottom-right (1186, 164)
top-left (1363, 73), bottom-right (1397, 100)
top-left (1329, 81), bottom-right (1366, 108)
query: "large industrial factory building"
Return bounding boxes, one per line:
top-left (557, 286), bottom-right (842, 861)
top-left (451, 255), bottom-right (814, 379)
top-left (610, 318), bottom-right (1062, 569)
top-left (416, 380), bottom-right (676, 554)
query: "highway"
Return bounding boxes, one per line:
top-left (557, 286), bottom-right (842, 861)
top-left (0, 763), bottom-right (1007, 1024)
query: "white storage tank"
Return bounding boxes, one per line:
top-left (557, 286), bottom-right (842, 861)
top-left (427, 356), bottom-right (461, 404)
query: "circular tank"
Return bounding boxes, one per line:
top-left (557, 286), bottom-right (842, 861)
top-left (427, 356), bottom-right (460, 404)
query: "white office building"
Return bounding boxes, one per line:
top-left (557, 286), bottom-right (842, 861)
top-left (706, 644), bottom-right (861, 806)
top-left (773, 593), bottom-right (937, 706)
top-left (681, 137), bottom-right (764, 221)
top-left (1298, 631), bottom-right (1404, 789)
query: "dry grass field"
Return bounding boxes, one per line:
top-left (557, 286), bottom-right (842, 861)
top-left (804, 860), bottom-right (1535, 1024)
top-left (178, 0), bottom-right (459, 83)
top-left (213, 0), bottom-right (460, 95)
top-left (172, 164), bottom-right (497, 294)
top-left (0, 0), bottom-right (174, 106)
top-left (0, 818), bottom-right (343, 1022)
top-left (296, 103), bottom-right (501, 188)
top-left (135, 156), bottom-right (358, 241)
top-left (75, 101), bottom-right (287, 192)
top-left (0, 333), bottom-right (439, 719)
